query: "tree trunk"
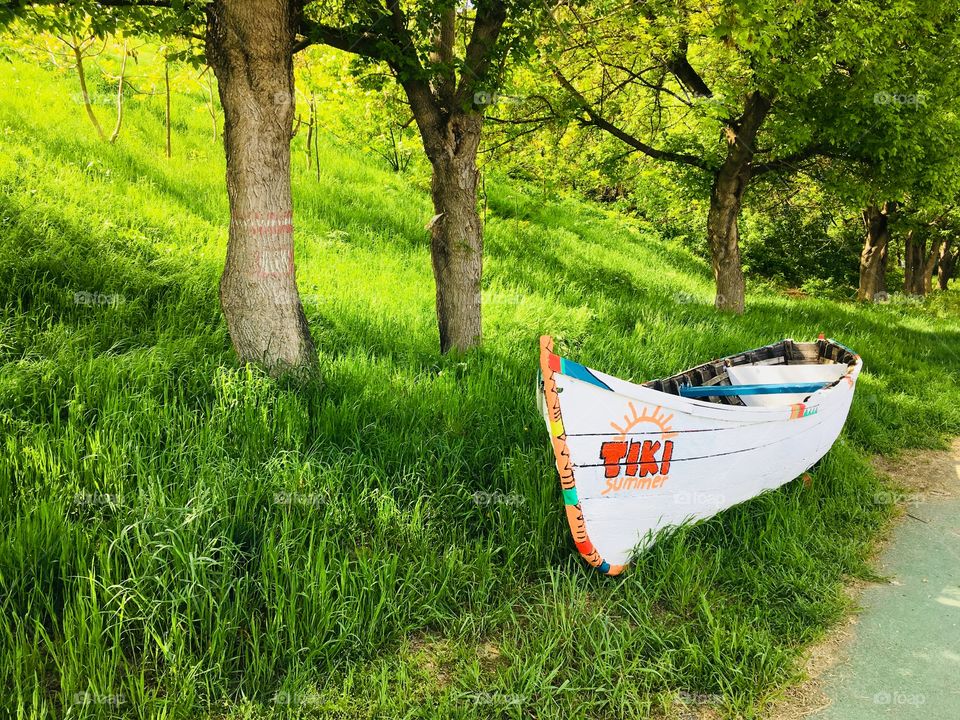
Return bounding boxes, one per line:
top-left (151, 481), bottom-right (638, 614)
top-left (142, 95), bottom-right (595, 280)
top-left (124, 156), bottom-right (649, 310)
top-left (904, 229), bottom-right (923, 295)
top-left (405, 76), bottom-right (484, 353)
top-left (939, 239), bottom-right (956, 291)
top-left (707, 167), bottom-right (749, 314)
top-left (921, 237), bottom-right (942, 295)
top-left (857, 202), bottom-right (895, 301)
top-left (706, 92), bottom-right (772, 314)
top-left (903, 229), bottom-right (940, 296)
top-left (205, 68), bottom-right (218, 142)
top-left (305, 94), bottom-right (314, 169)
top-left (425, 112), bottom-right (484, 352)
top-left (164, 55), bottom-right (172, 158)
top-left (108, 40), bottom-right (127, 144)
top-left (72, 39), bottom-right (106, 141)
top-left (205, 0), bottom-right (315, 373)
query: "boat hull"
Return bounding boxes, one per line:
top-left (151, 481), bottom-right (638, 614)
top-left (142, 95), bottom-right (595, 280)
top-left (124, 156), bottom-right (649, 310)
top-left (538, 336), bottom-right (862, 574)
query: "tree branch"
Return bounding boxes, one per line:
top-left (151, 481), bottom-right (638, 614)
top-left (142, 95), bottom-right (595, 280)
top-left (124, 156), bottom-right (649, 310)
top-left (752, 145), bottom-right (833, 175)
top-left (666, 38), bottom-right (713, 99)
top-left (430, 5), bottom-right (456, 108)
top-left (295, 18), bottom-right (392, 58)
top-left (551, 64), bottom-right (713, 172)
top-left (454, 0), bottom-right (508, 108)
top-left (604, 61), bottom-right (695, 108)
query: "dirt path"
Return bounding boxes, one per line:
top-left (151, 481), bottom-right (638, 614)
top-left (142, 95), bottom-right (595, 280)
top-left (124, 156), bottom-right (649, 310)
top-left (768, 439), bottom-right (960, 719)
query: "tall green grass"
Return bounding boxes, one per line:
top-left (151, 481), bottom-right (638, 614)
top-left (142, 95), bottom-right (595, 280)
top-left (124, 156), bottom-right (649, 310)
top-left (1, 50), bottom-right (959, 719)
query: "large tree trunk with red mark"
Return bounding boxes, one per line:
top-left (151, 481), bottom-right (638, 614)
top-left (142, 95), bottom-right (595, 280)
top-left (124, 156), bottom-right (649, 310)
top-left (706, 92), bottom-right (772, 314)
top-left (206, 0), bottom-right (315, 373)
top-left (857, 202), bottom-right (895, 302)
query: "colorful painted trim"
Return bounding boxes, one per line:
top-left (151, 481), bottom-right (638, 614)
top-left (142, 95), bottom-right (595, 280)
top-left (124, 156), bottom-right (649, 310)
top-left (553, 357), bottom-right (612, 391)
top-left (540, 336), bottom-right (625, 577)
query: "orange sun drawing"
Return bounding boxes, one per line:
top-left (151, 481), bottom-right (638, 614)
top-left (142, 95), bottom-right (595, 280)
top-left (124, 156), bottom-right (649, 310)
top-left (609, 402), bottom-right (678, 443)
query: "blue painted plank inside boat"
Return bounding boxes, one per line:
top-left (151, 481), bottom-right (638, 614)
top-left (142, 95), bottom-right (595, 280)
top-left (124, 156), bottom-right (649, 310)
top-left (679, 382), bottom-right (829, 398)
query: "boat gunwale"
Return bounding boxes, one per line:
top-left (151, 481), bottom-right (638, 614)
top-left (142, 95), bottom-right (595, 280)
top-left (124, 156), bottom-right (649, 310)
top-left (557, 368), bottom-right (860, 425)
top-left (558, 338), bottom-right (862, 418)
top-left (643, 337), bottom-right (860, 399)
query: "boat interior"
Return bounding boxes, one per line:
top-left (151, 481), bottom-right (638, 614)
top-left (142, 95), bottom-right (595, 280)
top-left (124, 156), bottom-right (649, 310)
top-left (644, 338), bottom-right (859, 406)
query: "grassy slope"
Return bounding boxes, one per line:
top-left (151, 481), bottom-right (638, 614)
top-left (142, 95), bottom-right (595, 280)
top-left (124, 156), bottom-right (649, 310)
top-left (1, 54), bottom-right (959, 720)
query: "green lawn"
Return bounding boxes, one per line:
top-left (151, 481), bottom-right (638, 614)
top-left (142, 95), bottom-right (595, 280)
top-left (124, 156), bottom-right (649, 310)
top-left (1, 56), bottom-right (959, 719)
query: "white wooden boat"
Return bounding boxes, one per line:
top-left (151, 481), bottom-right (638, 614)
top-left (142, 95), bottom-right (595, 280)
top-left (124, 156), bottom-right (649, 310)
top-left (538, 335), bottom-right (862, 575)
